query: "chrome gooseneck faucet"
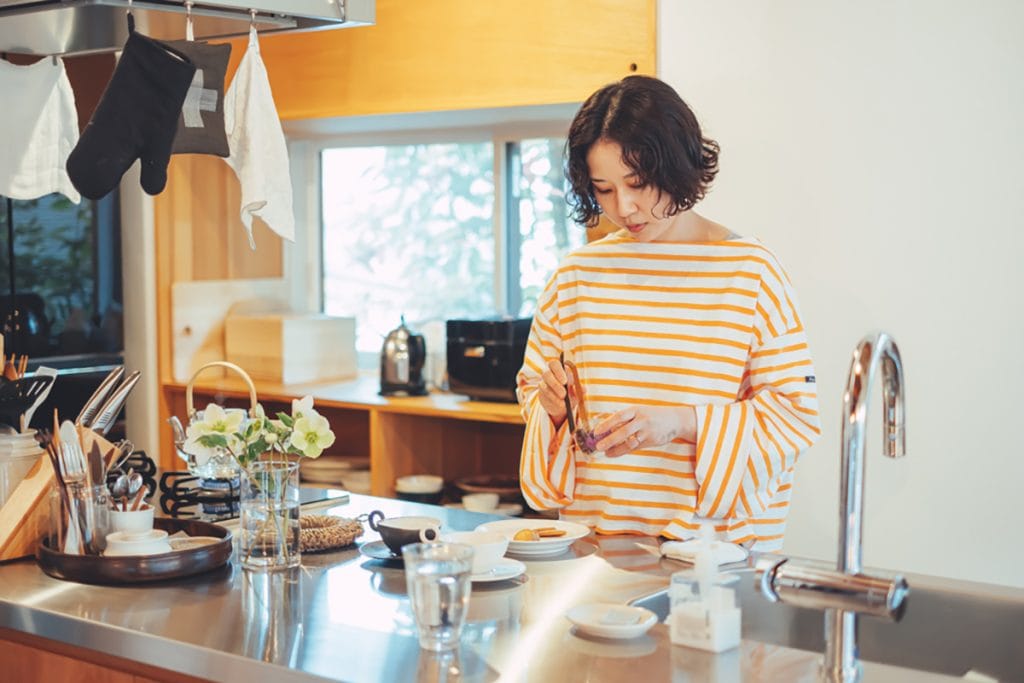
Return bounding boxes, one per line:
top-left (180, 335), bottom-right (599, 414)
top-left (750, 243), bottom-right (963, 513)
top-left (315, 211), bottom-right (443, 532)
top-left (756, 331), bottom-right (908, 683)
top-left (826, 331), bottom-right (907, 682)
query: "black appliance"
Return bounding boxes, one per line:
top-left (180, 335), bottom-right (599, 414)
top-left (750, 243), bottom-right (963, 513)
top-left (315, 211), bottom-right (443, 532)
top-left (446, 318), bottom-right (531, 403)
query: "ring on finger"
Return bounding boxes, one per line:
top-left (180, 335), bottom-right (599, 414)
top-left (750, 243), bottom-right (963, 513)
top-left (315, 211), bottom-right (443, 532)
top-left (630, 433), bottom-right (641, 449)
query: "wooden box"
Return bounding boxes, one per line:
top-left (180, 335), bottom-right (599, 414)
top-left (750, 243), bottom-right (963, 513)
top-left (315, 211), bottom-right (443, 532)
top-left (225, 313), bottom-right (357, 385)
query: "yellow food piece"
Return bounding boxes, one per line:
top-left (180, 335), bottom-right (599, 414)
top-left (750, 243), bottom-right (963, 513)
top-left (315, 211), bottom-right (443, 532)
top-left (513, 529), bottom-right (540, 541)
top-left (536, 527), bottom-right (567, 538)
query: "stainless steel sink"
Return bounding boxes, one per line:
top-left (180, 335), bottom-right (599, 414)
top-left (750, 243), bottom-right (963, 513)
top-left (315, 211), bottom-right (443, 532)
top-left (630, 567), bottom-right (1024, 682)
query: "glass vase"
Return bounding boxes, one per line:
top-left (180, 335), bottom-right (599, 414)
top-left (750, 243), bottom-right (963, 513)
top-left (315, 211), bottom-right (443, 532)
top-left (239, 460), bottom-right (301, 571)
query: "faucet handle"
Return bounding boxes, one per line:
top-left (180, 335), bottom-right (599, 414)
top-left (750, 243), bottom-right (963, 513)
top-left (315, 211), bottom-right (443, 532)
top-left (755, 557), bottom-right (909, 621)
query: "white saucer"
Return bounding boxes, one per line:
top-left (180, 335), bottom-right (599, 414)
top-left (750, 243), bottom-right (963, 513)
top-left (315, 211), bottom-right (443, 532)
top-left (566, 603), bottom-right (658, 640)
top-left (471, 558), bottom-right (526, 583)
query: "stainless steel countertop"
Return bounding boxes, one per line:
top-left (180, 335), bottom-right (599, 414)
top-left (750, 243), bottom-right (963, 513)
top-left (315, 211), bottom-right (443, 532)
top-left (0, 494), bottom-right (972, 682)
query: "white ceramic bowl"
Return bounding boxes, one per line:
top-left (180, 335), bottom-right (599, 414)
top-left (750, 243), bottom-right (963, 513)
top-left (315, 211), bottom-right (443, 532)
top-left (109, 504), bottom-right (155, 536)
top-left (441, 530), bottom-right (509, 574)
top-left (104, 529), bottom-right (172, 556)
top-left (462, 492), bottom-right (499, 513)
top-left (395, 474), bottom-right (443, 494)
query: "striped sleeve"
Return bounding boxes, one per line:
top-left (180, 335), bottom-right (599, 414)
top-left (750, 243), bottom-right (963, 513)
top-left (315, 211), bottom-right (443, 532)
top-left (692, 255), bottom-right (821, 520)
top-left (515, 273), bottom-right (576, 511)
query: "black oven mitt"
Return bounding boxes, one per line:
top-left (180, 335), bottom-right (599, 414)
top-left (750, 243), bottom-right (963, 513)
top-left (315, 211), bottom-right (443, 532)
top-left (166, 39), bottom-right (231, 157)
top-left (66, 28), bottom-right (196, 199)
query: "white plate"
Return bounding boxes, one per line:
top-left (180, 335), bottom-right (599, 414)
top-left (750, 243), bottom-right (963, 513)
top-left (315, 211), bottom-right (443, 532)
top-left (566, 603), bottom-right (658, 640)
top-left (475, 519), bottom-right (590, 557)
top-left (444, 502), bottom-right (523, 517)
top-left (471, 558), bottom-right (526, 583)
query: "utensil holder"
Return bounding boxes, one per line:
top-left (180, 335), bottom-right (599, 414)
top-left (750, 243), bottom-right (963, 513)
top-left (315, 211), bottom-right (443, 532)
top-left (0, 426), bottom-right (115, 561)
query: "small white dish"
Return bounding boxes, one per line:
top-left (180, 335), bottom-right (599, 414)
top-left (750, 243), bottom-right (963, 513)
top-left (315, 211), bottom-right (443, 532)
top-left (566, 603), bottom-right (658, 640)
top-left (104, 529), bottom-right (172, 556)
top-left (471, 558), bottom-right (526, 583)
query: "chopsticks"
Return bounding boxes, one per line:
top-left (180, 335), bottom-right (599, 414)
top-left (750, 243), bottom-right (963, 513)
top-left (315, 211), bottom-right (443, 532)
top-left (559, 352), bottom-right (577, 435)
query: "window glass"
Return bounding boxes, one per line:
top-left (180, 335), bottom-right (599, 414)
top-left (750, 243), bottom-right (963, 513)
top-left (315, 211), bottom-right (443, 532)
top-left (0, 192), bottom-right (122, 359)
top-left (515, 137), bottom-right (586, 316)
top-left (322, 143), bottom-right (496, 353)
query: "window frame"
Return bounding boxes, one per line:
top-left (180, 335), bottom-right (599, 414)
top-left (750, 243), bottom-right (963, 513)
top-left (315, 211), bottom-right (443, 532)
top-left (283, 104), bottom-right (579, 322)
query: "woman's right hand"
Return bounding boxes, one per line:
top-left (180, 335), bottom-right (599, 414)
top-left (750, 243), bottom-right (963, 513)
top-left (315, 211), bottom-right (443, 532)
top-left (538, 358), bottom-right (569, 429)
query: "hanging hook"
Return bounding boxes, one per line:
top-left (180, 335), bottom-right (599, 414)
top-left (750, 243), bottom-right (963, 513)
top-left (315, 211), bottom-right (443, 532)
top-left (126, 0), bottom-right (135, 33)
top-left (185, 0), bottom-right (194, 41)
top-left (127, 0), bottom-right (133, 15)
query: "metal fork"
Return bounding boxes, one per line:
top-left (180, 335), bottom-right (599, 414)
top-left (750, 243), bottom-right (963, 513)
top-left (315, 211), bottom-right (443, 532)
top-left (59, 440), bottom-right (93, 554)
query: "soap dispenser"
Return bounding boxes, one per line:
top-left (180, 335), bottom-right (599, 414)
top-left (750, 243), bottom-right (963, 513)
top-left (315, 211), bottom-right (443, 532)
top-left (668, 524), bottom-right (742, 653)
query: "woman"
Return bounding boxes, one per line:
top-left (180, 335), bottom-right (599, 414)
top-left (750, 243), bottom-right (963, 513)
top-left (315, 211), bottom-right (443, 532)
top-left (516, 75), bottom-right (820, 550)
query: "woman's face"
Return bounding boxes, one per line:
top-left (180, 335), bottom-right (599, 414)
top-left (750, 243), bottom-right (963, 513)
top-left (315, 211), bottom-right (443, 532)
top-left (586, 139), bottom-right (682, 242)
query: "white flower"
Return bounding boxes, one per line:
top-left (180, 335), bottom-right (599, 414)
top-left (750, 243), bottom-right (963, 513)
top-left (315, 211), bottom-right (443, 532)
top-left (291, 413), bottom-right (335, 459)
top-left (198, 403), bottom-right (245, 434)
top-left (291, 395), bottom-right (315, 420)
top-left (183, 403), bottom-right (245, 465)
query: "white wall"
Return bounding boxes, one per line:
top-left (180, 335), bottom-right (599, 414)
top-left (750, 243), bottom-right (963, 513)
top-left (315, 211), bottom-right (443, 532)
top-left (659, 1), bottom-right (1024, 587)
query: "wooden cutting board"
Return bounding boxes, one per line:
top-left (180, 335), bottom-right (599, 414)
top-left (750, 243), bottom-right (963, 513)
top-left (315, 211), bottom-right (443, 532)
top-left (171, 278), bottom-right (288, 383)
top-left (0, 428), bottom-right (114, 562)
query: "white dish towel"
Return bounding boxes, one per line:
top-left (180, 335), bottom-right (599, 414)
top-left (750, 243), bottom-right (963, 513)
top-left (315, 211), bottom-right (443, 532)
top-left (0, 57), bottom-right (80, 203)
top-left (223, 27), bottom-right (295, 249)
top-left (660, 539), bottom-right (749, 567)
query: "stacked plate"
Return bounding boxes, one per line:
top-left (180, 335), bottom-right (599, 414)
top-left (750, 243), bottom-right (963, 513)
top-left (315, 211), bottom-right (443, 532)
top-left (299, 455), bottom-right (370, 493)
top-left (475, 519), bottom-right (590, 557)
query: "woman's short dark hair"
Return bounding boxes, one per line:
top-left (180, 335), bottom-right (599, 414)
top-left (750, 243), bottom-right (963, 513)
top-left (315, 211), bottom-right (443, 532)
top-left (565, 75), bottom-right (720, 227)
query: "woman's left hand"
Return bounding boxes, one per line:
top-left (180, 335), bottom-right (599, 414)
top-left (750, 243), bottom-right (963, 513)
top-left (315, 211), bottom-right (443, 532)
top-left (593, 406), bottom-right (698, 458)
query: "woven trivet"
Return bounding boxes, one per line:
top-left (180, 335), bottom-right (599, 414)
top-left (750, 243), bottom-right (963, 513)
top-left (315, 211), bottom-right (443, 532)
top-left (300, 514), bottom-right (363, 552)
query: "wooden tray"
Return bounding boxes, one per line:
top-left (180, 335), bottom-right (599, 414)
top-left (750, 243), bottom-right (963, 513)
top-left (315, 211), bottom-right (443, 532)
top-left (36, 518), bottom-right (233, 585)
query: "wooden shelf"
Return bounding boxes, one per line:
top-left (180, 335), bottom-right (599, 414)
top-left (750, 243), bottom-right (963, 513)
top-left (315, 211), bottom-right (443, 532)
top-left (161, 374), bottom-right (525, 497)
top-left (163, 373), bottom-right (523, 424)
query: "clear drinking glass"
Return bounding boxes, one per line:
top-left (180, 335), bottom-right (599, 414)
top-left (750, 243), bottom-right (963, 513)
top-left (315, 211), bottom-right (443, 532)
top-left (47, 482), bottom-right (109, 555)
top-left (402, 542), bottom-right (474, 652)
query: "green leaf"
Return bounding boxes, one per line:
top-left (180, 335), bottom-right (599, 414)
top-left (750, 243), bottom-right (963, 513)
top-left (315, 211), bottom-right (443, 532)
top-left (198, 434), bottom-right (229, 448)
top-left (277, 413), bottom-right (294, 428)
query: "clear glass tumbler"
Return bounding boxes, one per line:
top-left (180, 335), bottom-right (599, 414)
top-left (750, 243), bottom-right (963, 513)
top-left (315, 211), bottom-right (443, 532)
top-left (239, 460), bottom-right (301, 571)
top-left (402, 542), bottom-right (474, 652)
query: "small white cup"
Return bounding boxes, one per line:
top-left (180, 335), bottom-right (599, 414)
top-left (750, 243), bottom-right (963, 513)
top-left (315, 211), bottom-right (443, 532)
top-left (109, 504), bottom-right (155, 537)
top-left (441, 530), bottom-right (508, 574)
top-left (462, 492), bottom-right (499, 513)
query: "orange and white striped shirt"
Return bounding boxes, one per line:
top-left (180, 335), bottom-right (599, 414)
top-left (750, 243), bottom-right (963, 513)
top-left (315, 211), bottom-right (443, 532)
top-left (516, 232), bottom-right (821, 551)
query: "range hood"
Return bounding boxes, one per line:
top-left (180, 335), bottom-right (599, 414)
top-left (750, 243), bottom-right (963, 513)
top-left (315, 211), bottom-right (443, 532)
top-left (0, 0), bottom-right (374, 57)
